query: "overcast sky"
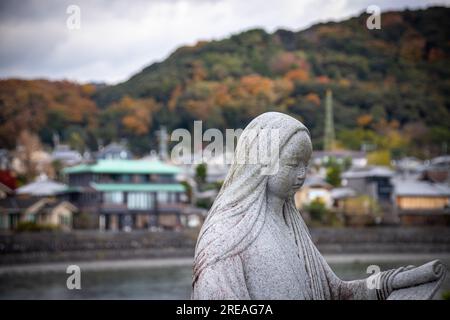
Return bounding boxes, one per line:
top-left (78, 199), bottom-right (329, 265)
top-left (0, 0), bottom-right (448, 84)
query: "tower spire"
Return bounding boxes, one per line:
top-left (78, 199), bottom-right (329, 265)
top-left (323, 89), bottom-right (335, 151)
top-left (157, 126), bottom-right (169, 161)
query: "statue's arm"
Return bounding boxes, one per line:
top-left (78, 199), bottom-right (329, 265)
top-left (192, 255), bottom-right (251, 300)
top-left (333, 278), bottom-right (377, 300)
top-left (319, 256), bottom-right (377, 300)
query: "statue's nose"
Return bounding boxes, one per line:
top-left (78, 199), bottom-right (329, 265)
top-left (296, 176), bottom-right (305, 184)
top-left (297, 169), bottom-right (307, 179)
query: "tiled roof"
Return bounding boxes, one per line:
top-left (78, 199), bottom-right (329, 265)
top-left (90, 183), bottom-right (186, 192)
top-left (16, 180), bottom-right (67, 196)
top-left (393, 179), bottom-right (450, 197)
top-left (342, 166), bottom-right (394, 179)
top-left (63, 159), bottom-right (181, 175)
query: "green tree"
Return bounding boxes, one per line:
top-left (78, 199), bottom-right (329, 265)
top-left (195, 163), bottom-right (207, 187)
top-left (325, 158), bottom-right (341, 187)
top-left (305, 198), bottom-right (328, 222)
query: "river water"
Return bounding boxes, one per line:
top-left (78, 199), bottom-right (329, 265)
top-left (0, 255), bottom-right (449, 299)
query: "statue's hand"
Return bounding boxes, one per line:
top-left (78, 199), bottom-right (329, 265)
top-left (376, 260), bottom-right (447, 300)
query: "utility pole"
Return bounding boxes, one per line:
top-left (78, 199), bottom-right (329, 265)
top-left (157, 126), bottom-right (169, 161)
top-left (323, 89), bottom-right (335, 151)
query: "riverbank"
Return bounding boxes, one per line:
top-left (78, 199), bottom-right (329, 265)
top-left (2, 253), bottom-right (450, 275)
top-left (1, 227), bottom-right (449, 265)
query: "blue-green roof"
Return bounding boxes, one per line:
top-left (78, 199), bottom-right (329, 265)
top-left (63, 160), bottom-right (181, 175)
top-left (90, 183), bottom-right (186, 193)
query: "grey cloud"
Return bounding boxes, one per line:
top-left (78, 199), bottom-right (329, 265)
top-left (0, 0), bottom-right (448, 83)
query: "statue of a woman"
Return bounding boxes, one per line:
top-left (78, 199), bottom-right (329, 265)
top-left (192, 112), bottom-right (446, 300)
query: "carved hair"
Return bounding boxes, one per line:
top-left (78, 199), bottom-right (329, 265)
top-left (193, 112), bottom-right (312, 283)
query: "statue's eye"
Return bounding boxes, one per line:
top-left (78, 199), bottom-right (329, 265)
top-left (285, 163), bottom-right (297, 168)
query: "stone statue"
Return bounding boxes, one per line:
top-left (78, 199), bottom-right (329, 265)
top-left (192, 112), bottom-right (447, 300)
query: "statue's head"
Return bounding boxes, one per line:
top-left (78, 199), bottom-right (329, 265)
top-left (227, 111), bottom-right (312, 198)
top-left (267, 129), bottom-right (312, 199)
top-left (193, 112), bottom-right (312, 283)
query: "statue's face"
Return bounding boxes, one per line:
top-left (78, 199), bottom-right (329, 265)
top-left (267, 130), bottom-right (312, 199)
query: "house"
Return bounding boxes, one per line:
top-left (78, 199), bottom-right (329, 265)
top-left (341, 166), bottom-right (396, 224)
top-left (341, 166), bottom-right (394, 202)
top-left (22, 198), bottom-right (76, 231)
top-left (203, 152), bottom-right (233, 183)
top-left (295, 175), bottom-right (333, 209)
top-left (0, 196), bottom-right (76, 230)
top-left (16, 174), bottom-right (67, 196)
top-left (51, 144), bottom-right (83, 166)
top-left (95, 142), bottom-right (133, 160)
top-left (392, 178), bottom-right (450, 226)
top-left (392, 157), bottom-right (425, 176)
top-left (312, 150), bottom-right (367, 168)
top-left (0, 182), bottom-right (13, 199)
top-left (0, 149), bottom-right (12, 170)
top-left (330, 187), bottom-right (356, 208)
top-left (62, 159), bottom-right (187, 231)
top-left (421, 155), bottom-right (450, 183)
top-left (180, 206), bottom-right (208, 228)
top-left (0, 196), bottom-right (40, 230)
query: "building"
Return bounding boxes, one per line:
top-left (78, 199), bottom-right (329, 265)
top-left (0, 149), bottom-right (12, 170)
top-left (62, 159), bottom-right (187, 231)
top-left (16, 174), bottom-right (67, 196)
top-left (393, 178), bottom-right (450, 226)
top-left (341, 166), bottom-right (394, 202)
top-left (51, 144), bottom-right (83, 166)
top-left (392, 157), bottom-right (424, 176)
top-left (203, 151), bottom-right (233, 183)
top-left (421, 155), bottom-right (450, 183)
top-left (312, 150), bottom-right (367, 168)
top-left (95, 142), bottom-right (133, 160)
top-left (0, 176), bottom-right (75, 231)
top-left (295, 175), bottom-right (333, 209)
top-left (0, 196), bottom-right (76, 231)
top-left (341, 166), bottom-right (396, 224)
top-left (0, 182), bottom-right (13, 199)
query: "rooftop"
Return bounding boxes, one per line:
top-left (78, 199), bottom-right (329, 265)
top-left (96, 142), bottom-right (133, 160)
top-left (90, 182), bottom-right (186, 193)
top-left (393, 179), bottom-right (450, 197)
top-left (342, 166), bottom-right (394, 179)
top-left (51, 145), bottom-right (82, 163)
top-left (303, 175), bottom-right (332, 189)
top-left (63, 159), bottom-right (182, 175)
top-left (313, 150), bottom-right (367, 159)
top-left (330, 187), bottom-right (357, 199)
top-left (16, 176), bottom-right (67, 196)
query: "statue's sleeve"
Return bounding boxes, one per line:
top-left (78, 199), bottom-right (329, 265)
top-left (192, 254), bottom-right (251, 300)
top-left (317, 254), bottom-right (377, 300)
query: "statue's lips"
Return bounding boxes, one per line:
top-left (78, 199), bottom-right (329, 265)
top-left (292, 182), bottom-right (304, 189)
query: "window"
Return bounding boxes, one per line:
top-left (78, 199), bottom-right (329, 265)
top-left (104, 192), bottom-right (124, 204)
top-left (120, 174), bottom-right (131, 182)
top-left (128, 192), bottom-right (153, 209)
top-left (157, 192), bottom-right (171, 203)
top-left (136, 175), bottom-right (149, 183)
top-left (154, 174), bottom-right (174, 182)
top-left (59, 215), bottom-right (71, 226)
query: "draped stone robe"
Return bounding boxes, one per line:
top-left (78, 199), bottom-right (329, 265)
top-left (192, 198), bottom-right (372, 300)
top-left (191, 112), bottom-right (446, 300)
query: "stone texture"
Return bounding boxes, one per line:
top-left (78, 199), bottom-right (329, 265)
top-left (192, 112), bottom-right (447, 300)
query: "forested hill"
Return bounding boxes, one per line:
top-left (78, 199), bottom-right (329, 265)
top-left (1, 6), bottom-right (449, 158)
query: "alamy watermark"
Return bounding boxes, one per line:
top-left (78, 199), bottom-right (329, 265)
top-left (66, 264), bottom-right (81, 290)
top-left (170, 121), bottom-right (281, 175)
top-left (366, 264), bottom-right (382, 290)
top-left (66, 5), bottom-right (81, 30)
top-left (366, 5), bottom-right (381, 30)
